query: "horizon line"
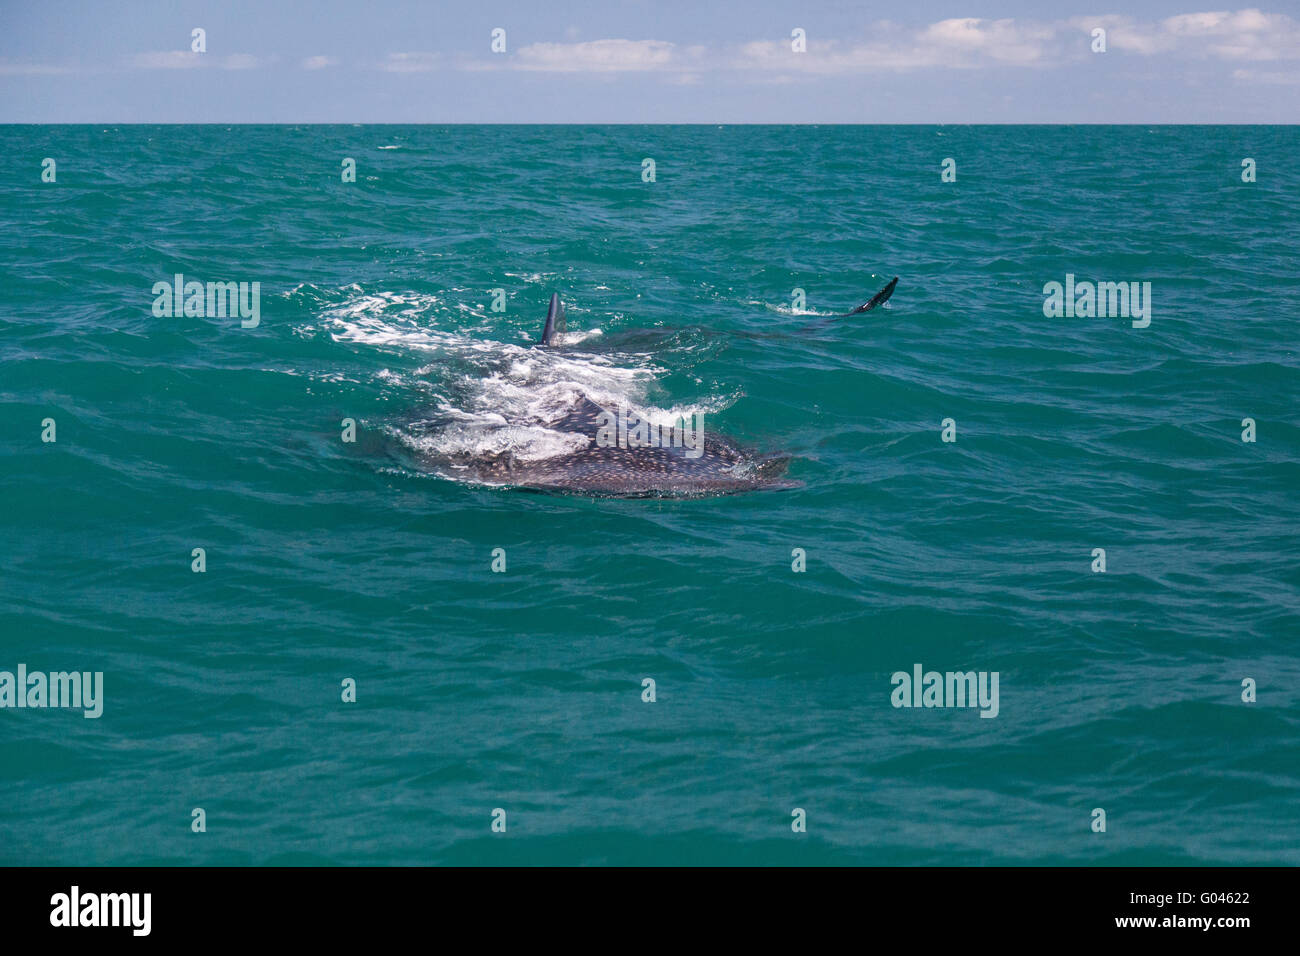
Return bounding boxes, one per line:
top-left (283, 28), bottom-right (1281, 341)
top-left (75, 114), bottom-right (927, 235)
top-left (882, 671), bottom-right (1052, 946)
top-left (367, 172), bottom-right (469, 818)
top-left (3, 121), bottom-right (1296, 127)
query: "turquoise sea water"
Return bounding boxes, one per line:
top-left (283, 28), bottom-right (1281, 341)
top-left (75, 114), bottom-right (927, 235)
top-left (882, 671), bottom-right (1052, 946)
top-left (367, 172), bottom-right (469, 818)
top-left (1, 125), bottom-right (1297, 865)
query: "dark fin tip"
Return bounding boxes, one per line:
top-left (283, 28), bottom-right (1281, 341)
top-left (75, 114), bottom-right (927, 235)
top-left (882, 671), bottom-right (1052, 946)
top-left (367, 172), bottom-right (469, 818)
top-left (842, 276), bottom-right (899, 317)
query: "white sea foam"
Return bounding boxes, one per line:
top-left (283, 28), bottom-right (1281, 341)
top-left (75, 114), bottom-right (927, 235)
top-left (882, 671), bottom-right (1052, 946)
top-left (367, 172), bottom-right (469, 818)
top-left (318, 288), bottom-right (734, 464)
top-left (754, 299), bottom-right (831, 317)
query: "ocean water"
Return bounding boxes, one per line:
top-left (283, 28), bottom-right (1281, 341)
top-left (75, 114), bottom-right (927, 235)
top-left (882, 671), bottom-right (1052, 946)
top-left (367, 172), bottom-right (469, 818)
top-left (1, 125), bottom-right (1297, 866)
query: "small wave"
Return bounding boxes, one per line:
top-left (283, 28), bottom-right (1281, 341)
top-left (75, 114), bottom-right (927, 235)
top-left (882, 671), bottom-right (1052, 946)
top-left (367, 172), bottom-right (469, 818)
top-left (754, 300), bottom-right (833, 317)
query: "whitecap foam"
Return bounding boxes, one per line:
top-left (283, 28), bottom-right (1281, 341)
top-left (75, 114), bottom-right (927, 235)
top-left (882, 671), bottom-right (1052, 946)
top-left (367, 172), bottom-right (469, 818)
top-left (555, 328), bottom-right (603, 345)
top-left (753, 299), bottom-right (832, 317)
top-left (319, 286), bottom-right (737, 464)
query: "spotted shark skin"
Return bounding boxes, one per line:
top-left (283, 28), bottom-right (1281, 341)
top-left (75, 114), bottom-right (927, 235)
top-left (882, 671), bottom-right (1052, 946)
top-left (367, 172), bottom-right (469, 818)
top-left (443, 397), bottom-right (798, 498)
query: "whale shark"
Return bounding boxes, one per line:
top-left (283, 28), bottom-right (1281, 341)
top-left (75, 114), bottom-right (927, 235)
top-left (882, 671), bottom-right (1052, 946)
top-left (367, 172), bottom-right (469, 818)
top-left (421, 278), bottom-right (898, 498)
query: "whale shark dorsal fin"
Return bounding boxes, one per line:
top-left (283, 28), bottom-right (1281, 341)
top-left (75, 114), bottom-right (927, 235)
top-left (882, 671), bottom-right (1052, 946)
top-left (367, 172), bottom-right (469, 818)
top-left (541, 293), bottom-right (566, 345)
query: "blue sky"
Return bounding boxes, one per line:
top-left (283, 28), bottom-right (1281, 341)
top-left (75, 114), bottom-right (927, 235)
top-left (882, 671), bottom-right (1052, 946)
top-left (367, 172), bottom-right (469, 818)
top-left (2, 1), bottom-right (1297, 122)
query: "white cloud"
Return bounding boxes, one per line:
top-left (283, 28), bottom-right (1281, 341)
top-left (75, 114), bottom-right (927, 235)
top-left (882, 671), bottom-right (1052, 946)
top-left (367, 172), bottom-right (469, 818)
top-left (1233, 66), bottom-right (1300, 82)
top-left (457, 10), bottom-right (1299, 81)
top-left (1177, 9), bottom-right (1300, 61)
top-left (0, 61), bottom-right (75, 75)
top-left (129, 51), bottom-right (206, 70)
top-left (1079, 9), bottom-right (1300, 60)
top-left (302, 55), bottom-right (338, 70)
top-left (469, 22), bottom-right (1062, 77)
top-left (513, 39), bottom-right (683, 72)
top-left (378, 52), bottom-right (440, 73)
top-left (736, 11), bottom-right (1300, 75)
top-left (127, 51), bottom-right (262, 70)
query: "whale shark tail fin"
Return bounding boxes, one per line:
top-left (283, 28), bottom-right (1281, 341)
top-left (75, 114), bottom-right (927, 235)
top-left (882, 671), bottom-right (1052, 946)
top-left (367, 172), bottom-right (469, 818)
top-left (840, 276), bottom-right (898, 317)
top-left (541, 293), bottom-right (566, 345)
